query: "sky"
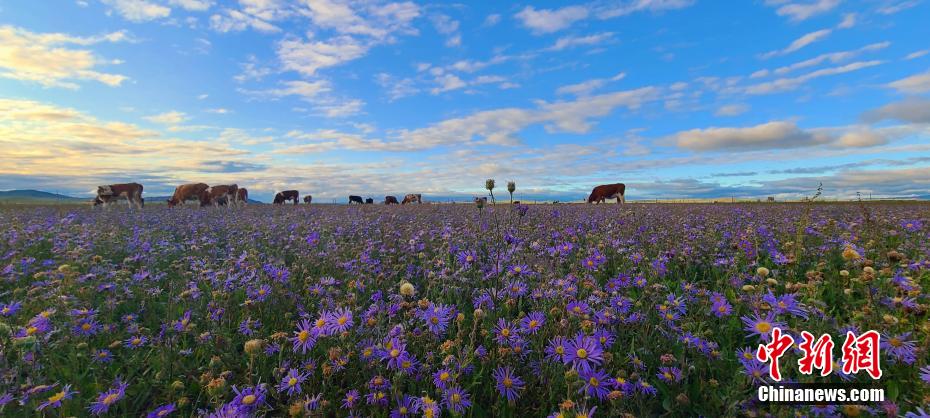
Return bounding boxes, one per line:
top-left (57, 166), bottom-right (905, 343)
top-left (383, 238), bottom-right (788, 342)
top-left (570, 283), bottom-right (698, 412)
top-left (1, 0), bottom-right (929, 202)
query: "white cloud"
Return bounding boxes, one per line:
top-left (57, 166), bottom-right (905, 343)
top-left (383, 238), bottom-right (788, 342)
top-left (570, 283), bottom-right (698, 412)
top-left (877, 0), bottom-right (920, 14)
top-left (430, 74), bottom-right (467, 94)
top-left (144, 111), bottom-right (189, 125)
top-left (397, 87), bottom-right (659, 148)
top-left (887, 69), bottom-right (930, 94)
top-left (0, 25), bottom-right (129, 89)
top-left (103, 0), bottom-right (171, 22)
top-left (169, 0), bottom-right (212, 11)
top-left (546, 32), bottom-right (615, 51)
top-left (715, 104), bottom-right (750, 116)
top-left (206, 108), bottom-right (231, 114)
top-left (906, 50), bottom-right (928, 60)
top-left (669, 120), bottom-right (904, 152)
top-left (760, 29), bottom-right (832, 59)
top-left (837, 12), bottom-right (857, 28)
top-left (556, 72), bottom-right (625, 96)
top-left (483, 13), bottom-right (501, 26)
top-left (765, 0), bottom-right (840, 21)
top-left (374, 73), bottom-right (419, 101)
top-left (515, 5), bottom-right (590, 34)
top-left (744, 60), bottom-right (884, 94)
top-left (595, 0), bottom-right (694, 18)
top-left (864, 98), bottom-right (930, 123)
top-left (770, 42), bottom-right (889, 76)
top-left (277, 35), bottom-right (368, 76)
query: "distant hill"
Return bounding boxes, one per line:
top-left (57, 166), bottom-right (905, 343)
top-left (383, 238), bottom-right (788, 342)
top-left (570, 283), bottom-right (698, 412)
top-left (0, 189), bottom-right (84, 203)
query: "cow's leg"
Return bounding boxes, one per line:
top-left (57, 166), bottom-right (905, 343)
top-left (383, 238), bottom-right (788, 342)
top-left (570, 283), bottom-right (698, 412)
top-left (620, 194), bottom-right (625, 204)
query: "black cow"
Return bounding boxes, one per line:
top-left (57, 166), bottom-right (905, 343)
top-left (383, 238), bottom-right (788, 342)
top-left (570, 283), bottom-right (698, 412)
top-left (349, 195), bottom-right (364, 205)
top-left (365, 198), bottom-right (374, 204)
top-left (384, 196), bottom-right (399, 205)
top-left (274, 190), bottom-right (299, 205)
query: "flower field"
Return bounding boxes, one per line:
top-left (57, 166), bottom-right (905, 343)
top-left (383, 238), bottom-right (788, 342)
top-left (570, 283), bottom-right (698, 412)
top-left (1, 202), bottom-right (928, 417)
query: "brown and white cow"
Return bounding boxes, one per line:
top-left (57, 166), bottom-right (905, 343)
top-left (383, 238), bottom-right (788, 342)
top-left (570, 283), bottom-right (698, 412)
top-left (235, 188), bottom-right (249, 206)
top-left (474, 196), bottom-right (488, 206)
top-left (303, 195), bottom-right (313, 204)
top-left (384, 196), bottom-right (399, 205)
top-left (274, 190), bottom-right (299, 205)
top-left (202, 184), bottom-right (239, 207)
top-left (94, 183), bottom-right (144, 209)
top-left (587, 183), bottom-right (626, 204)
top-left (402, 194), bottom-right (422, 204)
top-left (167, 183), bottom-right (210, 207)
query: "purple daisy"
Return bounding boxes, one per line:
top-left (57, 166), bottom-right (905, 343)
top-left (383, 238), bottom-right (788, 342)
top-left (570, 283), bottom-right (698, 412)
top-left (277, 368), bottom-right (309, 396)
top-left (36, 384), bottom-right (77, 411)
top-left (564, 334), bottom-right (604, 373)
top-left (88, 379), bottom-right (128, 415)
top-left (146, 403), bottom-right (177, 418)
top-left (579, 368), bottom-right (612, 400)
top-left (492, 366), bottom-right (524, 402)
top-left (441, 386), bottom-right (471, 414)
top-left (290, 319), bottom-right (316, 354)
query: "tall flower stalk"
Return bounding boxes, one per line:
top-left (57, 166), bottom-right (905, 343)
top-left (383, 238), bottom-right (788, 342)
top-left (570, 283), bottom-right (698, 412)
top-left (485, 179), bottom-right (496, 204)
top-left (507, 181), bottom-right (516, 204)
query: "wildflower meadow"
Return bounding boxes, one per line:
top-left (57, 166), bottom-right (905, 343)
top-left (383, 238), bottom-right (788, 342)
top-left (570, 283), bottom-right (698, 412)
top-left (1, 201), bottom-right (928, 417)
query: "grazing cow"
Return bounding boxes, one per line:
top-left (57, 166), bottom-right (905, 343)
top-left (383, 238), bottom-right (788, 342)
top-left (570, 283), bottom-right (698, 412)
top-left (167, 183), bottom-right (210, 208)
top-left (401, 194), bottom-right (422, 204)
top-left (274, 190), bottom-right (300, 205)
top-left (94, 183), bottom-right (144, 209)
top-left (474, 197), bottom-right (488, 206)
top-left (235, 188), bottom-right (248, 206)
top-left (349, 195), bottom-right (364, 205)
top-left (587, 183), bottom-right (626, 204)
top-left (202, 184), bottom-right (239, 207)
top-left (384, 196), bottom-right (399, 205)
top-left (303, 195), bottom-right (313, 204)
top-left (365, 198), bottom-right (374, 204)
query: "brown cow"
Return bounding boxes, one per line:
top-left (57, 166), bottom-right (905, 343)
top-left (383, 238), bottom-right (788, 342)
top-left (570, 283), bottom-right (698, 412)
top-left (401, 193), bottom-right (422, 204)
top-left (94, 183), bottom-right (144, 209)
top-left (384, 196), bottom-right (399, 205)
top-left (303, 195), bottom-right (313, 204)
top-left (274, 190), bottom-right (299, 205)
top-left (587, 183), bottom-right (626, 204)
top-left (167, 183), bottom-right (210, 207)
top-left (235, 188), bottom-right (249, 206)
top-left (202, 184), bottom-right (239, 207)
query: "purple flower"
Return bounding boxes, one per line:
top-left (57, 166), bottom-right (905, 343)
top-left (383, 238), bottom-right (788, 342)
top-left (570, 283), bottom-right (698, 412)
top-left (0, 301), bottom-right (22, 317)
top-left (545, 336), bottom-right (569, 363)
top-left (238, 317), bottom-right (261, 336)
top-left (432, 368), bottom-right (455, 389)
top-left (493, 366), bottom-right (524, 402)
top-left (37, 384), bottom-right (77, 411)
top-left (290, 319), bottom-right (316, 354)
top-left (920, 365), bottom-right (930, 384)
top-left (657, 366), bottom-right (683, 384)
top-left (326, 307), bottom-right (354, 334)
top-left (73, 318), bottom-right (101, 336)
top-left (493, 318), bottom-right (520, 345)
top-left (457, 250), bottom-right (477, 266)
top-left (579, 368), bottom-right (612, 400)
top-left (741, 312), bottom-right (785, 341)
top-left (441, 386), bottom-right (471, 414)
top-left (230, 384), bottom-right (267, 413)
top-left (882, 332), bottom-right (917, 364)
top-left (342, 389), bottom-right (360, 409)
top-left (564, 334), bottom-right (604, 373)
top-left (124, 335), bottom-right (148, 349)
top-left (277, 368), bottom-right (309, 396)
top-left (520, 312), bottom-right (545, 334)
top-left (417, 303), bottom-right (454, 336)
top-left (146, 403), bottom-right (177, 418)
top-left (391, 395), bottom-right (416, 418)
top-left (88, 379), bottom-right (128, 415)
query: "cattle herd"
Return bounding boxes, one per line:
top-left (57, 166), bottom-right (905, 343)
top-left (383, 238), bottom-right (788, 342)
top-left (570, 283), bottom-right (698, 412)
top-left (92, 182), bottom-right (626, 208)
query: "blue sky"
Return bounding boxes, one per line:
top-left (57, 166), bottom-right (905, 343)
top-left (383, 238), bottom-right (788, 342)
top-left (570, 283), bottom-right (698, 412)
top-left (1, 0), bottom-right (929, 202)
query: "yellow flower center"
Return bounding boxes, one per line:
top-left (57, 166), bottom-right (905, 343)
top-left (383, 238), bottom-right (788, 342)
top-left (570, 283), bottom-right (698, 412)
top-left (440, 372), bottom-right (450, 381)
top-left (755, 322), bottom-right (772, 334)
top-left (503, 377), bottom-right (513, 388)
top-left (337, 316), bottom-right (347, 325)
top-left (529, 320), bottom-right (538, 328)
top-left (555, 346), bottom-right (564, 354)
top-left (47, 391), bottom-right (66, 403)
top-left (288, 377), bottom-right (298, 386)
top-left (242, 394), bottom-right (256, 405)
top-left (82, 323), bottom-right (92, 331)
top-left (890, 338), bottom-right (901, 347)
top-left (298, 330), bottom-right (310, 343)
top-left (589, 377), bottom-right (599, 386)
top-left (452, 393), bottom-right (461, 402)
top-left (576, 348), bottom-right (588, 359)
top-left (514, 267), bottom-right (521, 273)
top-left (501, 328), bottom-right (510, 337)
top-left (466, 256), bottom-right (473, 262)
top-left (26, 326), bottom-right (37, 335)
top-left (103, 393), bottom-right (119, 405)
top-left (390, 349), bottom-right (400, 358)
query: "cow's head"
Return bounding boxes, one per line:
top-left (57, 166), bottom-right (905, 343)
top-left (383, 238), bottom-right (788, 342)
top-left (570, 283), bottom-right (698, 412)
top-left (97, 185), bottom-right (113, 196)
top-left (167, 198), bottom-right (178, 207)
top-left (93, 197), bottom-right (104, 206)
